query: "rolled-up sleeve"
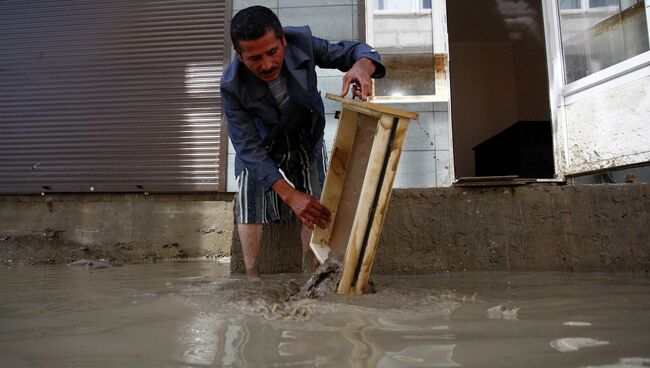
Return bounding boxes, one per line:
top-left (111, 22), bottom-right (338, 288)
top-left (222, 88), bottom-right (282, 190)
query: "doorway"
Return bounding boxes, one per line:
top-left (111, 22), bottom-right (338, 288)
top-left (446, 0), bottom-right (553, 181)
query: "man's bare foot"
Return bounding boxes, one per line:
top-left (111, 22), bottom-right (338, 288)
top-left (246, 265), bottom-right (261, 282)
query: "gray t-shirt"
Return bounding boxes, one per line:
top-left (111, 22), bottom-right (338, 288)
top-left (266, 73), bottom-right (290, 111)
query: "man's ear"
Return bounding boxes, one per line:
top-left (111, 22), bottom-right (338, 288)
top-left (281, 33), bottom-right (287, 47)
top-left (237, 52), bottom-right (243, 62)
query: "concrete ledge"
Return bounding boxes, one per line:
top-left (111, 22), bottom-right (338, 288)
top-left (0, 193), bottom-right (235, 265)
top-left (231, 184), bottom-right (650, 273)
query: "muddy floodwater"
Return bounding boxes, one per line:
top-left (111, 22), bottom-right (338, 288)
top-left (1, 263), bottom-right (649, 368)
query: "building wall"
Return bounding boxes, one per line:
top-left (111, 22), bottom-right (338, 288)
top-left (373, 11), bottom-right (434, 53)
top-left (563, 74), bottom-right (650, 175)
top-left (0, 193), bottom-right (234, 265)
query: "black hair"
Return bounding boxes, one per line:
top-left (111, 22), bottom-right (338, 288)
top-left (230, 6), bottom-right (283, 53)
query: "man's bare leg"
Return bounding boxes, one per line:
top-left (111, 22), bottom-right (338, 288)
top-left (238, 223), bottom-right (263, 281)
top-left (301, 225), bottom-right (319, 272)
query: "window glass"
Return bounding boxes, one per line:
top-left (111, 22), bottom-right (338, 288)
top-left (558, 0), bottom-right (649, 83)
top-left (589, 0), bottom-right (619, 8)
top-left (374, 54), bottom-right (436, 96)
top-left (560, 0), bottom-right (581, 9)
top-left (372, 0), bottom-right (437, 97)
top-left (376, 0), bottom-right (431, 11)
top-left (377, 0), bottom-right (413, 11)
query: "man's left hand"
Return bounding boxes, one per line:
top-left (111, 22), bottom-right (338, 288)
top-left (340, 58), bottom-right (377, 101)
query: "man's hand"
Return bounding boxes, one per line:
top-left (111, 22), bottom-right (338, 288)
top-left (272, 179), bottom-right (331, 230)
top-left (340, 57), bottom-right (377, 101)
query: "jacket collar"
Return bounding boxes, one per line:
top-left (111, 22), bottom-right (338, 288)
top-left (283, 41), bottom-right (310, 98)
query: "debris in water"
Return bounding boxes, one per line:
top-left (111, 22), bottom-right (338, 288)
top-left (252, 300), bottom-right (313, 321)
top-left (295, 257), bottom-right (344, 299)
top-left (563, 321), bottom-right (592, 327)
top-left (584, 357), bottom-right (650, 368)
top-left (68, 259), bottom-right (120, 270)
top-left (550, 337), bottom-right (609, 352)
top-left (234, 257), bottom-right (377, 321)
top-left (487, 304), bottom-right (520, 321)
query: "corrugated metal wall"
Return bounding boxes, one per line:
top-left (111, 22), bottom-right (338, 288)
top-left (0, 0), bottom-right (229, 193)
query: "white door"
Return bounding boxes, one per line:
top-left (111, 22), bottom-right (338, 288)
top-left (542, 0), bottom-right (650, 177)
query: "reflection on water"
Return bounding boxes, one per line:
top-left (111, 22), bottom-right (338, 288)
top-left (0, 263), bottom-right (649, 367)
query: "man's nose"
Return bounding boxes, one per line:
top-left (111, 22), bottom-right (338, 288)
top-left (261, 57), bottom-right (274, 71)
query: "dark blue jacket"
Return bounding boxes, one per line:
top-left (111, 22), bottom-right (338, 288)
top-left (220, 26), bottom-right (385, 190)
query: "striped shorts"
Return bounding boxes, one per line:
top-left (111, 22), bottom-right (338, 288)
top-left (235, 140), bottom-right (328, 224)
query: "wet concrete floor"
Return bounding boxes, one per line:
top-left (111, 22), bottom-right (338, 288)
top-left (0, 262), bottom-right (649, 367)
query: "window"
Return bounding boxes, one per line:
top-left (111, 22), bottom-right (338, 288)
top-left (560, 0), bottom-right (581, 9)
top-left (369, 0), bottom-right (442, 101)
top-left (589, 0), bottom-right (620, 8)
top-left (558, 0), bottom-right (649, 83)
top-left (376, 0), bottom-right (431, 12)
top-left (561, 0), bottom-right (635, 11)
top-left (374, 54), bottom-right (436, 96)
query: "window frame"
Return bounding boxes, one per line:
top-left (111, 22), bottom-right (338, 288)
top-left (541, 0), bottom-right (650, 179)
top-left (560, 0), bottom-right (622, 11)
top-left (367, 0), bottom-right (447, 103)
top-left (375, 0), bottom-right (432, 14)
top-left (548, 0), bottom-right (650, 100)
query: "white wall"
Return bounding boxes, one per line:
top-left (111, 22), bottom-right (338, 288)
top-left (563, 73), bottom-right (650, 175)
top-left (373, 12), bottom-right (433, 53)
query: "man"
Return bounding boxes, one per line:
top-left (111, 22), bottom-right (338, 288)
top-left (221, 6), bottom-right (384, 281)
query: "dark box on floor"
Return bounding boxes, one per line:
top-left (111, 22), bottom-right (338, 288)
top-left (473, 121), bottom-right (554, 178)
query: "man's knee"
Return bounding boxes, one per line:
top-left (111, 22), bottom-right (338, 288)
top-left (238, 223), bottom-right (263, 243)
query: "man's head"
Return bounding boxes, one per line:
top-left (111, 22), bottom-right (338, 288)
top-left (230, 6), bottom-right (286, 81)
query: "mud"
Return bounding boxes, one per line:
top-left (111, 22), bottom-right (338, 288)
top-left (0, 230), bottom-right (209, 267)
top-left (225, 258), bottom-right (355, 321)
top-left (296, 257), bottom-right (345, 299)
top-left (2, 263), bottom-right (649, 367)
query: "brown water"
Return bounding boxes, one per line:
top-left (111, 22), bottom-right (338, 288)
top-left (1, 263), bottom-right (649, 368)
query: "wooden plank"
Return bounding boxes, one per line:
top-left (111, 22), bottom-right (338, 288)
top-left (453, 176), bottom-right (543, 187)
top-left (338, 114), bottom-right (394, 294)
top-left (326, 93), bottom-right (419, 121)
top-left (354, 117), bottom-right (410, 294)
top-left (327, 114), bottom-right (377, 261)
top-left (310, 108), bottom-right (360, 263)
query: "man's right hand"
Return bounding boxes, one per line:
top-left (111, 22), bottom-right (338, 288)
top-left (340, 57), bottom-right (377, 101)
top-left (272, 178), bottom-right (331, 230)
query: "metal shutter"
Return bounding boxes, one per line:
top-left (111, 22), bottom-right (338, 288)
top-left (0, 0), bottom-right (229, 193)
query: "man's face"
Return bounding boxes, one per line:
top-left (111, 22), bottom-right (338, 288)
top-left (238, 29), bottom-right (286, 82)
